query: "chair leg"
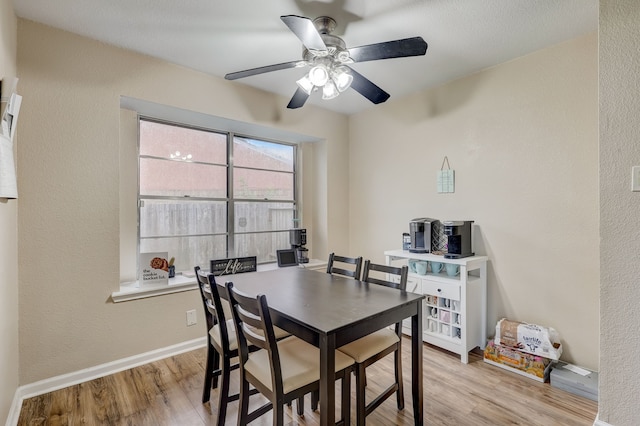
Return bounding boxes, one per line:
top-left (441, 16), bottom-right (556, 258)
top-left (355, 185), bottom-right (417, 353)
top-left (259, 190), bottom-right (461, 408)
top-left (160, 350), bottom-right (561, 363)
top-left (394, 348), bottom-right (405, 410)
top-left (212, 347), bottom-right (220, 389)
top-left (215, 356), bottom-right (232, 426)
top-left (311, 390), bottom-right (319, 411)
top-left (355, 364), bottom-right (366, 426)
top-left (202, 345), bottom-right (215, 403)
top-left (273, 400), bottom-right (285, 426)
top-left (238, 378), bottom-right (251, 426)
top-left (341, 371), bottom-right (351, 425)
top-left (296, 396), bottom-right (305, 416)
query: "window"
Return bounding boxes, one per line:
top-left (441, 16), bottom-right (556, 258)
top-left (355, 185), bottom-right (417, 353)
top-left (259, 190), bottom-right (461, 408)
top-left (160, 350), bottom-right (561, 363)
top-left (138, 118), bottom-right (297, 274)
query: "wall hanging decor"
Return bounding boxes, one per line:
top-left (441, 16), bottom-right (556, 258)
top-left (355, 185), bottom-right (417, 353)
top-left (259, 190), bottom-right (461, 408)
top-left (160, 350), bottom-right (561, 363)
top-left (0, 78), bottom-right (21, 199)
top-left (437, 156), bottom-right (455, 194)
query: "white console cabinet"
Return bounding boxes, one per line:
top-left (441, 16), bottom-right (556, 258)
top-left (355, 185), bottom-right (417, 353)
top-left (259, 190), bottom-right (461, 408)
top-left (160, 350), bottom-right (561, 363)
top-left (385, 249), bottom-right (488, 363)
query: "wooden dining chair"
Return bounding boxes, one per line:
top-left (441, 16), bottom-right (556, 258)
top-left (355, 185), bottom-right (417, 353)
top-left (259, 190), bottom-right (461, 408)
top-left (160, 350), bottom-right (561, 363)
top-left (225, 281), bottom-right (355, 426)
top-left (326, 252), bottom-right (363, 279)
top-left (195, 266), bottom-right (290, 425)
top-left (195, 266), bottom-right (246, 424)
top-left (337, 260), bottom-right (409, 426)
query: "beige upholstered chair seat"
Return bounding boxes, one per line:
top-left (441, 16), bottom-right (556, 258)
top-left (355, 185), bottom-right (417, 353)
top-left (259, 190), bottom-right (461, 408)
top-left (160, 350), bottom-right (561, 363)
top-left (245, 336), bottom-right (355, 394)
top-left (210, 319), bottom-right (239, 351)
top-left (210, 320), bottom-right (289, 351)
top-left (337, 328), bottom-right (400, 363)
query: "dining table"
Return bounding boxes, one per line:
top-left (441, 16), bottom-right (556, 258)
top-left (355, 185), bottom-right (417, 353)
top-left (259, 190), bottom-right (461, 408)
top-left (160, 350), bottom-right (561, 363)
top-left (220, 266), bottom-right (424, 426)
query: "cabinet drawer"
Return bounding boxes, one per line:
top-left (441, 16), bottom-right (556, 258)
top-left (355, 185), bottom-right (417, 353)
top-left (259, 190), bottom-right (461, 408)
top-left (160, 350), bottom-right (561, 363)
top-left (406, 277), bottom-right (421, 294)
top-left (391, 276), bottom-right (421, 294)
top-left (422, 280), bottom-right (460, 301)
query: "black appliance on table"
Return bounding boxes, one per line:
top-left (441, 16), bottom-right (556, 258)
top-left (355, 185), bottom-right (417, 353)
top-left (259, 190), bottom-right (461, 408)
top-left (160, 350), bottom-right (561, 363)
top-left (443, 220), bottom-right (474, 259)
top-left (289, 228), bottom-right (309, 263)
top-left (409, 218), bottom-right (439, 253)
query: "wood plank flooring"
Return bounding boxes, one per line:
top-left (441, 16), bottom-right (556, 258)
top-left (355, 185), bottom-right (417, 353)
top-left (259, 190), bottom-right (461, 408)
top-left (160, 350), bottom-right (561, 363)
top-left (17, 337), bottom-right (598, 425)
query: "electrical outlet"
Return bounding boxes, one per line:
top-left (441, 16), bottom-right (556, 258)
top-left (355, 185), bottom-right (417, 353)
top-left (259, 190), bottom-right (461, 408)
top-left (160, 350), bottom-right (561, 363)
top-left (186, 309), bottom-right (197, 326)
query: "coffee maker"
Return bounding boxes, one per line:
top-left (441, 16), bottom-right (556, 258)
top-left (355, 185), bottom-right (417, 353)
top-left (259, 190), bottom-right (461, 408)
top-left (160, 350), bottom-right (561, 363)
top-left (289, 228), bottom-right (309, 263)
top-left (443, 221), bottom-right (474, 259)
top-left (409, 218), bottom-right (439, 253)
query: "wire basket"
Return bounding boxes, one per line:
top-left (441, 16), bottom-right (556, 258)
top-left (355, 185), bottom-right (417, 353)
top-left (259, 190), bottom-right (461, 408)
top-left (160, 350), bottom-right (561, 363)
top-left (431, 221), bottom-right (448, 254)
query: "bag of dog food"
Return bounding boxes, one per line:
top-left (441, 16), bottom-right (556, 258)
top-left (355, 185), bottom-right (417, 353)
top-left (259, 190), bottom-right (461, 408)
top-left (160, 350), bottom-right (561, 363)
top-left (494, 318), bottom-right (562, 360)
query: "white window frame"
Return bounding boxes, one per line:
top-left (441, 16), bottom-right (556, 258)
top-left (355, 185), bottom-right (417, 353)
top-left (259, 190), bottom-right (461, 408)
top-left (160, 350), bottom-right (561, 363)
top-left (137, 117), bottom-right (299, 273)
top-left (114, 97), bottom-right (321, 302)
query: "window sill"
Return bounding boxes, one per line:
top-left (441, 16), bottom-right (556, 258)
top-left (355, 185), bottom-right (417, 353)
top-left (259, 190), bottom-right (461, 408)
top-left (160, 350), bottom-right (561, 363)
top-left (111, 259), bottom-right (327, 303)
top-left (112, 275), bottom-right (198, 303)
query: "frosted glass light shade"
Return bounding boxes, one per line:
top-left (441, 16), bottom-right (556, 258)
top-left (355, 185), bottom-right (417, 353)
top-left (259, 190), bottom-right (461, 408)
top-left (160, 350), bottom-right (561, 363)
top-left (322, 80), bottom-right (339, 100)
top-left (308, 65), bottom-right (329, 87)
top-left (333, 67), bottom-right (353, 92)
top-left (296, 75), bottom-right (314, 95)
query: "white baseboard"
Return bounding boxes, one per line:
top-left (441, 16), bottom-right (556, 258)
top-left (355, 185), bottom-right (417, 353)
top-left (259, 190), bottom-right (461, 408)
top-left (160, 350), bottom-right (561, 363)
top-left (5, 337), bottom-right (206, 426)
top-left (593, 413), bottom-right (612, 426)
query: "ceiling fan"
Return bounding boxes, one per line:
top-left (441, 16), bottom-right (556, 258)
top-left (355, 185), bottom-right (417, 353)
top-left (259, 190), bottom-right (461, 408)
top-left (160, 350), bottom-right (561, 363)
top-left (224, 15), bottom-right (428, 109)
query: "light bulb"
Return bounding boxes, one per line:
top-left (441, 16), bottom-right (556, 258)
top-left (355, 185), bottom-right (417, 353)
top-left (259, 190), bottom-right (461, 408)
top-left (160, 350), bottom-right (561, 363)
top-left (296, 75), bottom-right (314, 95)
top-left (322, 79), bottom-right (339, 100)
top-left (333, 67), bottom-right (353, 92)
top-left (308, 65), bottom-right (329, 87)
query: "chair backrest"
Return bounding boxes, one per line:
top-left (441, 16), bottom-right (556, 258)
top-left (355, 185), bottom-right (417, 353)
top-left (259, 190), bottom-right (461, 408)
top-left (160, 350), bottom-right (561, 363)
top-left (361, 260), bottom-right (408, 290)
top-left (195, 266), bottom-right (233, 353)
top-left (362, 261), bottom-right (408, 335)
top-left (326, 252), bottom-right (363, 279)
top-left (225, 281), bottom-right (284, 395)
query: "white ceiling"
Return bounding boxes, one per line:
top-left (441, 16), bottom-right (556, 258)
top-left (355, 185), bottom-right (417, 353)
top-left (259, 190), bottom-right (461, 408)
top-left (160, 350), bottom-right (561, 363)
top-left (12, 0), bottom-right (598, 115)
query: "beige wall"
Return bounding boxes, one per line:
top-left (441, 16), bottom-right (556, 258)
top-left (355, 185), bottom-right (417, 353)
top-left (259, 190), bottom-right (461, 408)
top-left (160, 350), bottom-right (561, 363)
top-left (599, 1), bottom-right (640, 424)
top-left (350, 34), bottom-right (599, 369)
top-left (16, 19), bottom-right (349, 384)
top-left (16, 7), bottom-right (640, 424)
top-left (0, 0), bottom-right (18, 422)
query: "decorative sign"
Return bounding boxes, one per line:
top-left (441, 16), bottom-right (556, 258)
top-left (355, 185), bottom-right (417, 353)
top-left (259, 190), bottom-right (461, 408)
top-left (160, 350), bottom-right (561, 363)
top-left (139, 252), bottom-right (170, 286)
top-left (437, 156), bottom-right (455, 193)
top-left (211, 256), bottom-right (257, 276)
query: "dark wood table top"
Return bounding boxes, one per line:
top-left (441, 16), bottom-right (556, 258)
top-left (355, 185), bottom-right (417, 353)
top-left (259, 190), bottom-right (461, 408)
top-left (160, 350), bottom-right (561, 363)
top-left (220, 267), bottom-right (424, 337)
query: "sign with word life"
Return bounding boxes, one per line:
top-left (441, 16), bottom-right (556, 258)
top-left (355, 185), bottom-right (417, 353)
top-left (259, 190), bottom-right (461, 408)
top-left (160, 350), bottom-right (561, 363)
top-left (210, 256), bottom-right (258, 276)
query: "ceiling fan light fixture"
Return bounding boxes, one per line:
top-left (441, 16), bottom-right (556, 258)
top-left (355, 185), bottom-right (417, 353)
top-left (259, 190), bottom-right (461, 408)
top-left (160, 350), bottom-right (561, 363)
top-left (296, 75), bottom-right (314, 95)
top-left (336, 50), bottom-right (351, 63)
top-left (308, 65), bottom-right (329, 87)
top-left (332, 66), bottom-right (353, 92)
top-left (227, 15), bottom-right (428, 109)
top-left (322, 79), bottom-right (339, 100)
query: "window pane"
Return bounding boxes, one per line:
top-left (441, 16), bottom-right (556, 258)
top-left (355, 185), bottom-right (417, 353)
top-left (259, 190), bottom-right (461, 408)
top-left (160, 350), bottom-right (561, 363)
top-left (140, 199), bottom-right (227, 237)
top-left (137, 119), bottom-right (299, 276)
top-left (140, 120), bottom-right (227, 164)
top-left (140, 158), bottom-right (227, 198)
top-left (140, 235), bottom-right (227, 274)
top-left (234, 168), bottom-right (293, 200)
top-left (234, 202), bottom-right (294, 233)
top-left (234, 137), bottom-right (293, 172)
top-left (234, 231), bottom-right (289, 264)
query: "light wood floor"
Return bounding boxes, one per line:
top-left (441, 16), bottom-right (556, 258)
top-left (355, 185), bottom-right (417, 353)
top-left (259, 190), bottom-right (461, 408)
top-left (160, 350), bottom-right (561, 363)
top-left (17, 337), bottom-right (598, 425)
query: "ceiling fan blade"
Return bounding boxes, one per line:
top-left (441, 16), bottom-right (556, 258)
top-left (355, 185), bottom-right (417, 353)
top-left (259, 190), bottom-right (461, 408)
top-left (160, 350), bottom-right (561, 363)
top-left (287, 87), bottom-right (310, 109)
top-left (281, 15), bottom-right (327, 52)
top-left (346, 67), bottom-right (390, 104)
top-left (225, 60), bottom-right (302, 80)
top-left (348, 36), bottom-right (428, 63)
